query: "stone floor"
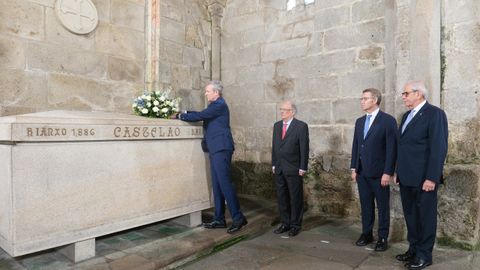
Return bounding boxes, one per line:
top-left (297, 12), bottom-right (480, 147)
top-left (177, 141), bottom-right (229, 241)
top-left (180, 219), bottom-right (480, 270)
top-left (0, 195), bottom-right (479, 270)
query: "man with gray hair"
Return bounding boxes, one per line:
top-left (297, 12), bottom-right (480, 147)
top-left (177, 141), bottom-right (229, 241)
top-left (176, 80), bottom-right (247, 234)
top-left (271, 100), bottom-right (309, 237)
top-left (395, 80), bottom-right (448, 269)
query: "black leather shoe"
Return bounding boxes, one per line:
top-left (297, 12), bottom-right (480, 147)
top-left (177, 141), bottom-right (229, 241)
top-left (405, 257), bottom-right (432, 270)
top-left (395, 251), bottom-right (415, 262)
top-left (374, 238), bottom-right (388, 251)
top-left (203, 220), bottom-right (227, 229)
top-left (355, 233), bottom-right (373, 246)
top-left (288, 227), bottom-right (300, 237)
top-left (273, 224), bottom-right (290, 234)
top-left (227, 218), bottom-right (248, 234)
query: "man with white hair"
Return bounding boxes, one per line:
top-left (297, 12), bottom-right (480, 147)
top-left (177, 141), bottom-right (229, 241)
top-left (395, 81), bottom-right (448, 269)
top-left (271, 100), bottom-right (309, 237)
top-left (176, 80), bottom-right (247, 234)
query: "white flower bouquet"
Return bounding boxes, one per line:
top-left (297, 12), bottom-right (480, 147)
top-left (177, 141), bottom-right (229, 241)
top-left (132, 90), bottom-right (181, 119)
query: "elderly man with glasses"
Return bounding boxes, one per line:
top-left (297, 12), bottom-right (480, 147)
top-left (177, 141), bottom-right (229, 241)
top-left (395, 81), bottom-right (448, 270)
top-left (271, 100), bottom-right (309, 237)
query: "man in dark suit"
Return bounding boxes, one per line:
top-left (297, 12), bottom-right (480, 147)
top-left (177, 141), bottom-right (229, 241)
top-left (350, 88), bottom-right (397, 251)
top-left (395, 81), bottom-right (448, 269)
top-left (271, 101), bottom-right (309, 237)
top-left (176, 80), bottom-right (247, 234)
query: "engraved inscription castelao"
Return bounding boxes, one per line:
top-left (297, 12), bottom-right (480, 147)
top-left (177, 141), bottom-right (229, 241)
top-left (23, 126), bottom-right (202, 140)
top-left (113, 126), bottom-right (182, 138)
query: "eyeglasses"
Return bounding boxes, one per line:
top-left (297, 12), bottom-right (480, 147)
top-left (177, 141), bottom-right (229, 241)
top-left (279, 108), bottom-right (292, 112)
top-left (401, 90), bottom-right (418, 97)
top-left (359, 97), bottom-right (375, 101)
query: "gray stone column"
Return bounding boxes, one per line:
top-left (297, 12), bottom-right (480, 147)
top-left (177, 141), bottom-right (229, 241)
top-left (410, 0), bottom-right (441, 106)
top-left (389, 0), bottom-right (442, 120)
top-left (207, 0), bottom-right (226, 81)
top-left (386, 0), bottom-right (442, 242)
top-left (384, 0), bottom-right (398, 116)
top-left (145, 0), bottom-right (161, 90)
top-left (392, 0), bottom-right (441, 107)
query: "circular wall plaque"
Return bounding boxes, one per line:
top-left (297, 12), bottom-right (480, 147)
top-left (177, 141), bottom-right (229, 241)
top-left (55, 0), bottom-right (99, 35)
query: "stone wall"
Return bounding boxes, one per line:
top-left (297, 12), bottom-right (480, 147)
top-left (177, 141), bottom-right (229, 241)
top-left (439, 0), bottom-right (480, 249)
top-left (223, 0), bottom-right (386, 217)
top-left (442, 0), bottom-right (480, 165)
top-left (0, 0), bottom-right (146, 115)
top-left (2, 0), bottom-right (479, 250)
top-left (0, 0), bottom-right (212, 116)
top-left (157, 0), bottom-right (212, 111)
top-left (387, 0), bottom-right (480, 249)
top-left (225, 0), bottom-right (480, 249)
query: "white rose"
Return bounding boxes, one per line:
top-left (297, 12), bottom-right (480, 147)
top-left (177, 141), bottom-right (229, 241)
top-left (161, 107), bottom-right (169, 113)
top-left (166, 100), bottom-right (171, 106)
top-left (146, 102), bottom-right (152, 108)
top-left (152, 107), bottom-right (159, 112)
top-left (153, 100), bottom-right (159, 106)
top-left (146, 95), bottom-right (152, 101)
top-left (132, 103), bottom-right (137, 108)
top-left (155, 91), bottom-right (160, 96)
top-left (141, 108), bottom-right (148, 114)
top-left (159, 96), bottom-right (166, 102)
top-left (141, 94), bottom-right (146, 99)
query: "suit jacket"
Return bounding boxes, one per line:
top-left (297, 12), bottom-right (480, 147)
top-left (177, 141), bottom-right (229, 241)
top-left (350, 110), bottom-right (398, 178)
top-left (396, 102), bottom-right (448, 186)
top-left (180, 97), bottom-right (234, 154)
top-left (272, 118), bottom-right (309, 176)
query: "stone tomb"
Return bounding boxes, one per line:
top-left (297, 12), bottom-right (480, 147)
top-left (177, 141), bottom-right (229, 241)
top-left (0, 111), bottom-right (211, 262)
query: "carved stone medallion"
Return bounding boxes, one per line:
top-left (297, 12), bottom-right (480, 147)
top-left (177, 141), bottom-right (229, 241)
top-left (55, 0), bottom-right (98, 35)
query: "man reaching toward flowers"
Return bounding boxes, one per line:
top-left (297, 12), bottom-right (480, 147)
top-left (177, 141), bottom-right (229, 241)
top-left (173, 80), bottom-right (247, 234)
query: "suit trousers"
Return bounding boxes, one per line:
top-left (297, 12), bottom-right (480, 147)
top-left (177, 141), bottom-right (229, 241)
top-left (275, 172), bottom-right (304, 229)
top-left (209, 150), bottom-right (244, 223)
top-left (356, 173), bottom-right (390, 238)
top-left (400, 183), bottom-right (438, 262)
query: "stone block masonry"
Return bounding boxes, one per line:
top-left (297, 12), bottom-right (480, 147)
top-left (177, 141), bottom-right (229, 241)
top-left (0, 111), bottom-right (210, 260)
top-left (0, 0), bottom-right (146, 115)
